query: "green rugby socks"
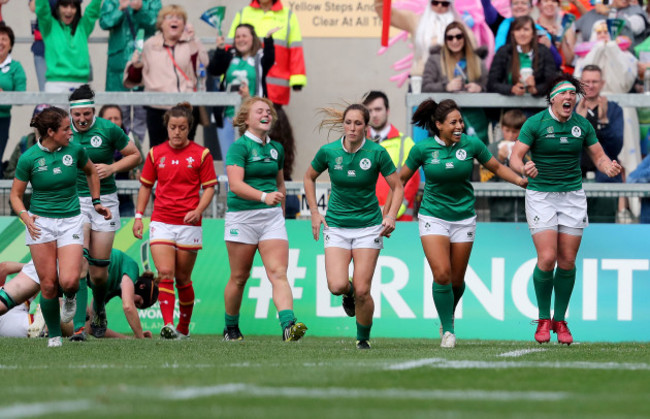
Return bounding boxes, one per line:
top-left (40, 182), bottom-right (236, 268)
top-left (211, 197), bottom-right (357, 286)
top-left (553, 267), bottom-right (576, 322)
top-left (533, 265), bottom-right (554, 320)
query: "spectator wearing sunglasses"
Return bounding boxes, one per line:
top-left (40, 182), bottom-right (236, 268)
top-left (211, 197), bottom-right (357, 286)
top-left (423, 22), bottom-right (488, 94)
top-left (488, 16), bottom-right (558, 97)
top-left (423, 22), bottom-right (490, 142)
top-left (374, 0), bottom-right (471, 86)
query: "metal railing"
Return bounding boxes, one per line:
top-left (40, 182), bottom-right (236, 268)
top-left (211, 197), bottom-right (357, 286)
top-left (0, 91), bottom-right (241, 107)
top-left (1, 179), bottom-right (649, 222)
top-left (405, 93), bottom-right (650, 139)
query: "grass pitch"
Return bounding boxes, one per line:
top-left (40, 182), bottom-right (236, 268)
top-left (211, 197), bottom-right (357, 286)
top-left (0, 336), bottom-right (649, 418)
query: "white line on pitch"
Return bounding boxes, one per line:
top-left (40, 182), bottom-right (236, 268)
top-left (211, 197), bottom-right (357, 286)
top-left (383, 358), bottom-right (650, 371)
top-left (162, 383), bottom-right (567, 402)
top-left (385, 358), bottom-right (447, 370)
top-left (0, 401), bottom-right (91, 419)
top-left (498, 348), bottom-right (548, 358)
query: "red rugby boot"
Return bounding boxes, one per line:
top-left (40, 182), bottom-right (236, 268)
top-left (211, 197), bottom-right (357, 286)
top-left (534, 319), bottom-right (552, 343)
top-left (552, 319), bottom-right (573, 345)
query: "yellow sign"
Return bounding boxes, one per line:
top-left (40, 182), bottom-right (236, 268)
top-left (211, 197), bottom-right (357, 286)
top-left (287, 0), bottom-right (397, 38)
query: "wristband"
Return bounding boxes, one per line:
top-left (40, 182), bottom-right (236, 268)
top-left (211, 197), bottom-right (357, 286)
top-left (385, 215), bottom-right (396, 220)
top-left (92, 198), bottom-right (101, 206)
top-left (135, 212), bottom-right (143, 219)
top-left (260, 192), bottom-right (267, 203)
top-left (18, 209), bottom-right (27, 216)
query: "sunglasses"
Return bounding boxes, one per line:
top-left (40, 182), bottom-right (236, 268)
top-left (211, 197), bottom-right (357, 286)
top-left (446, 34), bottom-right (464, 41)
top-left (431, 0), bottom-right (451, 7)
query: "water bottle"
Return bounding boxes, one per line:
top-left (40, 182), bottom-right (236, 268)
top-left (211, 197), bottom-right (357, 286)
top-left (197, 62), bottom-right (207, 92)
top-left (644, 67), bottom-right (650, 95)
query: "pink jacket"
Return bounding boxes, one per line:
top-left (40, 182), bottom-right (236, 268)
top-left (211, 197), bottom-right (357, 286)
top-left (123, 32), bottom-right (209, 106)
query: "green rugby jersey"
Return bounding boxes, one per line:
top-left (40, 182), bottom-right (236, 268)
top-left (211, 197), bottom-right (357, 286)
top-left (311, 138), bottom-right (396, 228)
top-left (518, 108), bottom-right (597, 192)
top-left (89, 249), bottom-right (140, 303)
top-left (71, 117), bottom-right (130, 196)
top-left (406, 134), bottom-right (492, 222)
top-left (15, 141), bottom-right (89, 218)
top-left (226, 132), bottom-right (285, 212)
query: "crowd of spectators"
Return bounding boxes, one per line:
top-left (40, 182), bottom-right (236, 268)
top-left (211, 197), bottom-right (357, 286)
top-left (0, 0), bottom-right (649, 223)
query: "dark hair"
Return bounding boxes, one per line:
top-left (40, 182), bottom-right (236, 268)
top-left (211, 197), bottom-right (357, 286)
top-left (546, 73), bottom-right (584, 104)
top-left (98, 104), bottom-right (123, 120)
top-left (268, 105), bottom-right (295, 180)
top-left (234, 24), bottom-right (262, 57)
top-left (509, 16), bottom-right (539, 88)
top-left (501, 109), bottom-right (527, 130)
top-left (362, 91), bottom-right (389, 109)
top-left (30, 107), bottom-right (69, 138)
top-left (134, 272), bottom-right (159, 309)
top-left (54, 0), bottom-right (82, 35)
top-left (163, 102), bottom-right (194, 128)
top-left (0, 22), bottom-right (15, 53)
top-left (68, 84), bottom-right (95, 102)
top-left (98, 104), bottom-right (128, 133)
top-left (411, 99), bottom-right (460, 136)
top-left (581, 64), bottom-right (602, 75)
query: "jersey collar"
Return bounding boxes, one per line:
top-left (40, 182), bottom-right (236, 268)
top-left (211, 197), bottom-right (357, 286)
top-left (434, 135), bottom-right (457, 147)
top-left (547, 106), bottom-right (573, 123)
top-left (341, 136), bottom-right (366, 153)
top-left (37, 139), bottom-right (62, 153)
top-left (245, 130), bottom-right (271, 145)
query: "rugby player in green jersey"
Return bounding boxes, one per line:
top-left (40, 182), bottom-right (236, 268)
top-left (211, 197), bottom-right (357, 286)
top-left (223, 97), bottom-right (307, 342)
top-left (510, 74), bottom-right (621, 345)
top-left (68, 85), bottom-right (141, 340)
top-left (304, 104), bottom-right (404, 349)
top-left (9, 107), bottom-right (111, 347)
top-left (395, 99), bottom-right (526, 348)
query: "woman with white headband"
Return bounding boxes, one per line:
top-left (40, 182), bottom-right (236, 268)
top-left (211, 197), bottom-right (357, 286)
top-left (67, 84), bottom-right (141, 341)
top-left (510, 74), bottom-right (622, 346)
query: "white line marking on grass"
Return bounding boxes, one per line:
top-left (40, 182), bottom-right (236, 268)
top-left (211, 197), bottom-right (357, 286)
top-left (385, 358), bottom-right (447, 370)
top-left (0, 400), bottom-right (91, 418)
top-left (498, 349), bottom-right (547, 358)
top-left (383, 358), bottom-right (650, 371)
top-left (163, 384), bottom-right (567, 402)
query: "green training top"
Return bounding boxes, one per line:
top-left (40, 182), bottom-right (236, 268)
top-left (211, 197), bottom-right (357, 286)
top-left (89, 249), bottom-right (140, 303)
top-left (518, 108), bottom-right (597, 192)
top-left (226, 132), bottom-right (285, 212)
top-left (15, 141), bottom-right (89, 218)
top-left (406, 134), bottom-right (492, 221)
top-left (72, 117), bottom-right (130, 196)
top-left (311, 138), bottom-right (396, 228)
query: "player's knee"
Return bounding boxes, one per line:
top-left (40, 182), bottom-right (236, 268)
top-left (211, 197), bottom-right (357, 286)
top-left (328, 282), bottom-right (348, 296)
top-left (355, 288), bottom-right (372, 304)
top-left (432, 270), bottom-right (452, 285)
top-left (40, 282), bottom-right (58, 298)
top-left (537, 254), bottom-right (557, 271)
top-left (228, 273), bottom-right (249, 288)
top-left (157, 268), bottom-right (174, 281)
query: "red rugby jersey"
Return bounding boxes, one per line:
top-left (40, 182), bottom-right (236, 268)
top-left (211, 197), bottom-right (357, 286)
top-left (140, 141), bottom-right (217, 226)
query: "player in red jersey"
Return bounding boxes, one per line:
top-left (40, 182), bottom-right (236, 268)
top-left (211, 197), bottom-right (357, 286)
top-left (132, 102), bottom-right (217, 339)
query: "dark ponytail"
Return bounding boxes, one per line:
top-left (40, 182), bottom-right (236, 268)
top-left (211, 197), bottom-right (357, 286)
top-left (411, 99), bottom-right (460, 136)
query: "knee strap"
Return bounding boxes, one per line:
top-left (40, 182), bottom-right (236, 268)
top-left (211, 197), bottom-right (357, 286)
top-left (83, 248), bottom-right (111, 267)
top-left (0, 287), bottom-right (17, 310)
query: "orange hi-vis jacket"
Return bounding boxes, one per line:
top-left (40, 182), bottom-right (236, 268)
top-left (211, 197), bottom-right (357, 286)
top-left (370, 125), bottom-right (421, 221)
top-left (228, 1), bottom-right (307, 106)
